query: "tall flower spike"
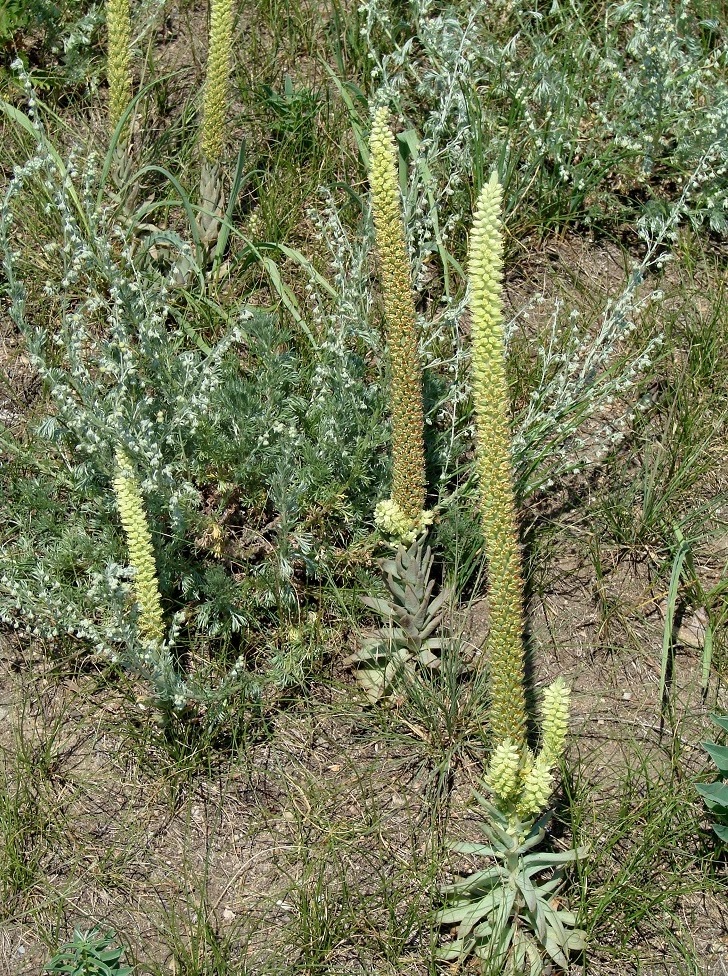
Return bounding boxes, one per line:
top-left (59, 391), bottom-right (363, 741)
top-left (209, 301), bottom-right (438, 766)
top-left (469, 173), bottom-right (528, 750)
top-left (201, 0), bottom-right (234, 163)
top-left (113, 449), bottom-right (165, 645)
top-left (539, 677), bottom-right (570, 767)
top-left (369, 107), bottom-right (427, 533)
top-left (106, 0), bottom-right (132, 134)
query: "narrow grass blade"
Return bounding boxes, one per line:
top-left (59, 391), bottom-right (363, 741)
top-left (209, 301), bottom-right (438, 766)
top-left (659, 532), bottom-right (691, 721)
top-left (212, 139), bottom-right (250, 275)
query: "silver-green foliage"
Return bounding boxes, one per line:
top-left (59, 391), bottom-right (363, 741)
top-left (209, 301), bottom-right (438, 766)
top-left (352, 2), bottom-right (725, 501)
top-left (1, 1), bottom-right (103, 87)
top-left (346, 537), bottom-right (450, 701)
top-left (347, 35), bottom-right (683, 502)
top-left (0, 106), bottom-right (389, 709)
top-left (437, 795), bottom-right (586, 975)
top-left (0, 121), bottom-right (237, 706)
top-left (361, 0), bottom-right (728, 233)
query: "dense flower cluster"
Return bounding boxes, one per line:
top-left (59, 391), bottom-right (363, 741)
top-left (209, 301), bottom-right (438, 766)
top-left (112, 449), bottom-right (165, 645)
top-left (373, 499), bottom-right (433, 543)
top-left (468, 173), bottom-right (528, 749)
top-left (369, 107), bottom-right (427, 526)
top-left (201, 0), bottom-right (234, 163)
top-left (106, 0), bottom-right (132, 132)
top-left (484, 679), bottom-right (572, 823)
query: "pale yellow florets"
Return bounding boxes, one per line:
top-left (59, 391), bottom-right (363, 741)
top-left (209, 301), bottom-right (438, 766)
top-left (517, 754), bottom-right (554, 820)
top-left (113, 450), bottom-right (165, 644)
top-left (485, 738), bottom-right (521, 804)
top-left (106, 0), bottom-right (132, 133)
top-left (486, 681), bottom-right (571, 823)
top-left (468, 172), bottom-right (527, 750)
top-left (374, 499), bottom-right (433, 543)
top-left (540, 677), bottom-right (571, 767)
top-left (201, 0), bottom-right (234, 163)
top-left (369, 107), bottom-right (427, 526)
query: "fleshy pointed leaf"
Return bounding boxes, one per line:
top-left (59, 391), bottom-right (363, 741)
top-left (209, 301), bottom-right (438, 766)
top-left (565, 927), bottom-right (588, 951)
top-left (517, 871), bottom-right (538, 914)
top-left (709, 713), bottom-right (728, 734)
top-left (703, 741), bottom-right (728, 773)
top-left (439, 889), bottom-right (503, 936)
top-left (360, 595), bottom-right (396, 618)
top-left (696, 781), bottom-right (728, 807)
top-left (449, 842), bottom-right (497, 857)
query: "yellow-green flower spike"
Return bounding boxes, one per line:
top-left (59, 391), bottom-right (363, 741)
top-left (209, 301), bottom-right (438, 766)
top-left (369, 107), bottom-right (427, 525)
top-left (113, 450), bottom-right (165, 645)
top-left (201, 0), bottom-right (234, 163)
top-left (468, 172), bottom-right (528, 750)
top-left (485, 738), bottom-right (521, 804)
top-left (373, 499), bottom-right (433, 544)
top-left (540, 677), bottom-right (570, 767)
top-left (106, 0), bottom-right (132, 133)
top-left (517, 754), bottom-right (554, 819)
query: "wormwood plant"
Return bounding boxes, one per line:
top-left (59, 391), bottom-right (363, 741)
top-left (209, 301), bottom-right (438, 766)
top-left (359, 0), bottom-right (728, 235)
top-left (1, 1), bottom-right (104, 90)
top-left (0, 99), bottom-right (392, 714)
top-left (338, 83), bottom-right (669, 509)
top-left (437, 177), bottom-right (584, 974)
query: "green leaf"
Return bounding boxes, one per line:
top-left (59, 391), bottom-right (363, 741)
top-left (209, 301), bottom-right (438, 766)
top-left (517, 871), bottom-right (538, 913)
top-left (565, 927), bottom-right (588, 951)
top-left (449, 841), bottom-right (497, 857)
top-left (360, 596), bottom-right (396, 618)
top-left (442, 866), bottom-right (503, 894)
top-left (0, 101), bottom-right (86, 229)
top-left (709, 713), bottom-right (728, 734)
top-left (435, 936), bottom-right (475, 961)
top-left (696, 781), bottom-right (728, 808)
top-left (438, 889), bottom-right (503, 932)
top-left (703, 741), bottom-right (728, 773)
top-left (213, 140), bottom-right (249, 273)
top-left (522, 847), bottom-right (583, 874)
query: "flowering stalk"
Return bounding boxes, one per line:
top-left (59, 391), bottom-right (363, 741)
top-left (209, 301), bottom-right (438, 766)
top-left (469, 175), bottom-right (573, 823)
top-left (441, 182), bottom-right (581, 971)
top-left (201, 0), bottom-right (234, 164)
top-left (113, 449), bottom-right (165, 645)
top-left (484, 678), bottom-right (571, 821)
top-left (469, 172), bottom-right (528, 748)
top-left (197, 0), bottom-right (234, 253)
top-left (106, 0), bottom-right (132, 135)
top-left (369, 107), bottom-right (427, 539)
